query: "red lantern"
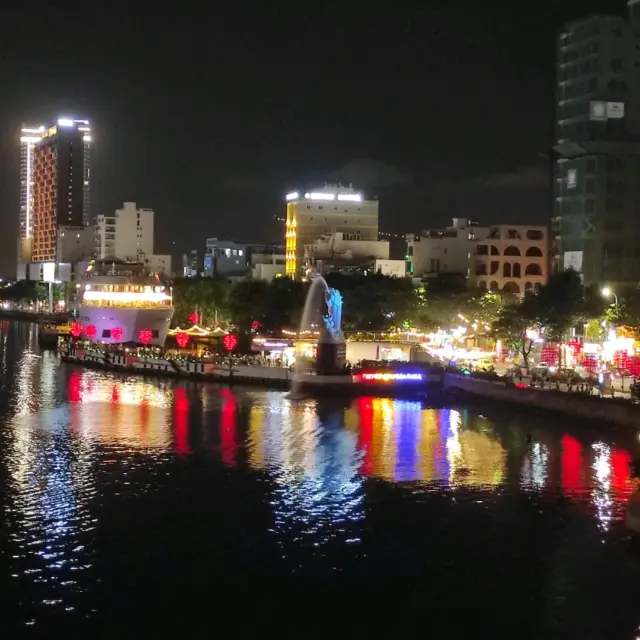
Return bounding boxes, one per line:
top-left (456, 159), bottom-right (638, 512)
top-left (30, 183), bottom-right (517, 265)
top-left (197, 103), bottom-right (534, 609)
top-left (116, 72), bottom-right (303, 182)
top-left (138, 328), bottom-right (153, 345)
top-left (223, 334), bottom-right (238, 352)
top-left (70, 322), bottom-right (83, 338)
top-left (188, 312), bottom-right (199, 326)
top-left (85, 324), bottom-right (97, 339)
top-left (176, 332), bottom-right (189, 349)
top-left (110, 327), bottom-right (123, 342)
top-left (251, 320), bottom-right (260, 331)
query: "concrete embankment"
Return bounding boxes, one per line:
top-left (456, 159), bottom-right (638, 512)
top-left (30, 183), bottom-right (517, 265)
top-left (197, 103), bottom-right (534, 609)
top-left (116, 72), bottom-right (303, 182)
top-left (443, 372), bottom-right (640, 428)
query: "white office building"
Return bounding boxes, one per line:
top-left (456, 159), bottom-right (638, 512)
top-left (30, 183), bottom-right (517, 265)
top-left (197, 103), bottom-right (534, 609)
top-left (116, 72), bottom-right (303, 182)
top-left (96, 202), bottom-right (154, 262)
top-left (407, 218), bottom-right (489, 279)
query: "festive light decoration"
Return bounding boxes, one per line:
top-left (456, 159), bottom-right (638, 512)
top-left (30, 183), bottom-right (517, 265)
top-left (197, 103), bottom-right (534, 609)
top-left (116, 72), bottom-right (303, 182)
top-left (110, 327), bottom-right (123, 342)
top-left (223, 334), bottom-right (238, 352)
top-left (251, 320), bottom-right (260, 331)
top-left (189, 312), bottom-right (199, 326)
top-left (85, 324), bottom-right (97, 338)
top-left (138, 328), bottom-right (153, 345)
top-left (70, 322), bottom-right (83, 338)
top-left (359, 371), bottom-right (423, 382)
top-left (176, 332), bottom-right (190, 349)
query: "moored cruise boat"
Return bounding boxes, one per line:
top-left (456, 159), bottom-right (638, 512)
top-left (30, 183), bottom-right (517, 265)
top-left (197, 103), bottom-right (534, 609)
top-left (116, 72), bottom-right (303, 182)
top-left (75, 259), bottom-right (174, 346)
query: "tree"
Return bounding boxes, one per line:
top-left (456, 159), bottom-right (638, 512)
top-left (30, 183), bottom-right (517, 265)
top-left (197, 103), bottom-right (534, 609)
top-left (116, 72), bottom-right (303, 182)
top-left (1, 280), bottom-right (40, 303)
top-left (324, 273), bottom-right (418, 332)
top-left (226, 280), bottom-right (270, 332)
top-left (536, 270), bottom-right (591, 369)
top-left (492, 295), bottom-right (541, 370)
top-left (172, 277), bottom-right (229, 326)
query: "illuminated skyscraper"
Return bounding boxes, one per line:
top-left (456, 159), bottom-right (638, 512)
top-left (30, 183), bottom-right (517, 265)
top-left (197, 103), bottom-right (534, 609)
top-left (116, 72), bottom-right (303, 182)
top-left (27, 119), bottom-right (91, 262)
top-left (19, 125), bottom-right (45, 240)
top-left (19, 118), bottom-right (91, 245)
top-left (284, 185), bottom-right (379, 278)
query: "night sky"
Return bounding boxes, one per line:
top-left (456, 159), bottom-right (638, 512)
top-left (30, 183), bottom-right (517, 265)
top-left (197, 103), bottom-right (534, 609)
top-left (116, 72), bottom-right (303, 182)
top-left (0, 1), bottom-right (620, 275)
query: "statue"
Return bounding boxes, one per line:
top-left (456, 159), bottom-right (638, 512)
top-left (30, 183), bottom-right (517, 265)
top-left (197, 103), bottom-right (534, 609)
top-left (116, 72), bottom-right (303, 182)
top-left (322, 287), bottom-right (343, 340)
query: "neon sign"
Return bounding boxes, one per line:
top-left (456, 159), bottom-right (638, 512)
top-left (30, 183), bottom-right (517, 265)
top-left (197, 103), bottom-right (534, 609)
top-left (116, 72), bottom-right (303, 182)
top-left (359, 372), bottom-right (423, 382)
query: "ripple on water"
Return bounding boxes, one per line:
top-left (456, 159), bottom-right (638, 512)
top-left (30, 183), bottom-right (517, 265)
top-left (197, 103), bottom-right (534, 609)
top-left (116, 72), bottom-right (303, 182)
top-left (1, 328), bottom-right (640, 635)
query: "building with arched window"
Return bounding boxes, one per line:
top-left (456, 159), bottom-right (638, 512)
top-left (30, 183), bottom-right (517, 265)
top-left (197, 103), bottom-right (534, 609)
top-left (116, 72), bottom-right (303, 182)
top-left (470, 225), bottom-right (548, 295)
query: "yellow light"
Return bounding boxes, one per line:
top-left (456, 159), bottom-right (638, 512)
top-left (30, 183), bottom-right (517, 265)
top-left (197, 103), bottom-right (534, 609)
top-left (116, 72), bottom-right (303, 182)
top-left (83, 291), bottom-right (171, 303)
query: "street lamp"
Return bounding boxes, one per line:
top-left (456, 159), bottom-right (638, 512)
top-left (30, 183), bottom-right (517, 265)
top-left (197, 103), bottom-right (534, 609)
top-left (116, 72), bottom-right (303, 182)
top-left (601, 287), bottom-right (619, 309)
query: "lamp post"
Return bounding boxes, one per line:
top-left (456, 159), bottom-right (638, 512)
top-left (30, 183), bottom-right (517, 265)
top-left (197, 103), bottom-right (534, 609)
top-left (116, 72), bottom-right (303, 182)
top-left (601, 287), bottom-right (619, 312)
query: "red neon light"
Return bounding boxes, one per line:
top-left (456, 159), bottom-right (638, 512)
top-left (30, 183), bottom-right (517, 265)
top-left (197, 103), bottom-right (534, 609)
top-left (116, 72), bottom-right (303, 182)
top-left (70, 322), bottom-right (83, 338)
top-left (188, 312), bottom-right (199, 326)
top-left (138, 328), bottom-right (153, 345)
top-left (223, 334), bottom-right (238, 352)
top-left (176, 332), bottom-right (189, 349)
top-left (110, 327), bottom-right (123, 342)
top-left (84, 324), bottom-right (97, 338)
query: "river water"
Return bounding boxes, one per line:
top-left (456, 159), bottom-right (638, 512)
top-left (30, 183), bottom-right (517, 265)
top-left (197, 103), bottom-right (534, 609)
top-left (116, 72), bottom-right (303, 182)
top-left (1, 322), bottom-right (640, 638)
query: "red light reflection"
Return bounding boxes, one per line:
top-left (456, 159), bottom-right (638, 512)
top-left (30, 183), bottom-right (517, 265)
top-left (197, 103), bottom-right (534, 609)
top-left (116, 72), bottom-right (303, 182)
top-left (220, 389), bottom-right (237, 467)
top-left (611, 448), bottom-right (632, 498)
top-left (174, 387), bottom-right (190, 454)
top-left (561, 435), bottom-right (583, 497)
top-left (357, 397), bottom-right (374, 476)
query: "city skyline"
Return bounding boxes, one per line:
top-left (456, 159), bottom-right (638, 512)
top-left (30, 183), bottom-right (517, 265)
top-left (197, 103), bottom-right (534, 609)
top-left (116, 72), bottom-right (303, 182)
top-left (0, 1), bottom-right (622, 276)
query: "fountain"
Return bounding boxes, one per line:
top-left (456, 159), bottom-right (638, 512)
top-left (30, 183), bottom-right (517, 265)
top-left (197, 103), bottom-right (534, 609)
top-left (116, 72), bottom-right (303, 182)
top-left (293, 275), bottom-right (347, 392)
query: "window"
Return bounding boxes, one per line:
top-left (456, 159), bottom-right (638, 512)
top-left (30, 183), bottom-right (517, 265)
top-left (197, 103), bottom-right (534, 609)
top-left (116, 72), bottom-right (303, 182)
top-left (502, 281), bottom-right (521, 294)
top-left (525, 246), bottom-right (543, 257)
top-left (476, 245), bottom-right (488, 255)
top-left (525, 264), bottom-right (543, 276)
top-left (512, 263), bottom-right (521, 278)
top-left (238, 249), bottom-right (243, 256)
top-left (585, 177), bottom-right (595, 193)
top-left (526, 229), bottom-right (544, 240)
top-left (504, 246), bottom-right (521, 256)
top-left (503, 263), bottom-right (512, 277)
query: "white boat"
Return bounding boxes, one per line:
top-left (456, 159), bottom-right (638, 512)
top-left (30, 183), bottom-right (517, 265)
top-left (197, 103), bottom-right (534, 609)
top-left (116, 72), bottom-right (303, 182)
top-left (75, 259), bottom-right (174, 346)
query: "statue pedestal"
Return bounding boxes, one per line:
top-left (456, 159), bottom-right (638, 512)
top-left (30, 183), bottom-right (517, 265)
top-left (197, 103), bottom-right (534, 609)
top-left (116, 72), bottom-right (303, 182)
top-left (315, 340), bottom-right (347, 375)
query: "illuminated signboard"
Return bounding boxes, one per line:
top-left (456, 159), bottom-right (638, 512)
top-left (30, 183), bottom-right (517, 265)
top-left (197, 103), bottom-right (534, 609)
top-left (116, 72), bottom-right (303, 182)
top-left (252, 340), bottom-right (291, 349)
top-left (358, 371), bottom-right (423, 383)
top-left (43, 125), bottom-right (57, 139)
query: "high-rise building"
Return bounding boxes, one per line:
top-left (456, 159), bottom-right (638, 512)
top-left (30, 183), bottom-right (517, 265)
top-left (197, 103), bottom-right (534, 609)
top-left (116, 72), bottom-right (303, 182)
top-left (284, 184), bottom-right (378, 277)
top-left (19, 125), bottom-right (45, 240)
top-left (96, 202), bottom-right (154, 261)
top-left (20, 119), bottom-right (91, 243)
top-left (552, 5), bottom-right (640, 287)
top-left (30, 119), bottom-right (91, 262)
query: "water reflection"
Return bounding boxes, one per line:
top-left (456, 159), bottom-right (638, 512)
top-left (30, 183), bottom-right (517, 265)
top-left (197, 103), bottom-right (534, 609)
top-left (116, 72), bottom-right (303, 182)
top-left (247, 396), bottom-right (364, 550)
top-left (67, 371), bottom-right (172, 448)
top-left (2, 334), bottom-right (640, 632)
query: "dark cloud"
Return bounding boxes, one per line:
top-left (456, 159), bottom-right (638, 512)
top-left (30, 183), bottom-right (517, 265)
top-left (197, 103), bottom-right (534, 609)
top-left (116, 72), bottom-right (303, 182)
top-left (336, 158), bottom-right (413, 190)
top-left (479, 165), bottom-right (548, 190)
